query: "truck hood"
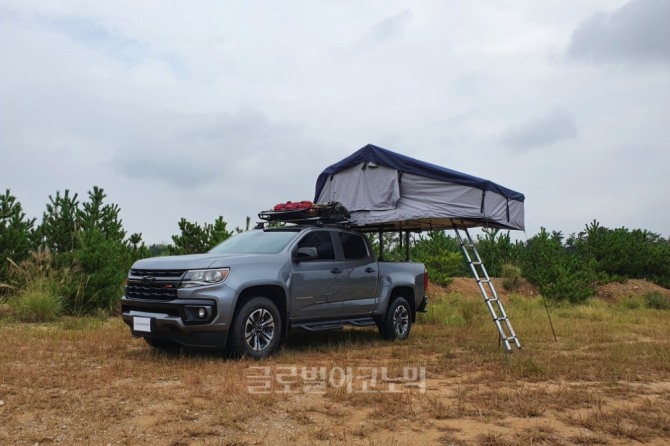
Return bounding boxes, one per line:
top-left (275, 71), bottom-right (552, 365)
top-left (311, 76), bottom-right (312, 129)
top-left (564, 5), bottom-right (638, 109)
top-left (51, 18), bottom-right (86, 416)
top-left (131, 253), bottom-right (275, 270)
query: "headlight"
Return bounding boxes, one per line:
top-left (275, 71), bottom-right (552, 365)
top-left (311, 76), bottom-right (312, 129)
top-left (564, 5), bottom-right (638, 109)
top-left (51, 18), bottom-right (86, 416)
top-left (181, 268), bottom-right (230, 288)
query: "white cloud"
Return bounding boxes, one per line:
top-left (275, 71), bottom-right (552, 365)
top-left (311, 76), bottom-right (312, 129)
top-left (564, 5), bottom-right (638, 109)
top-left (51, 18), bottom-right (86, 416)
top-left (1, 0), bottom-right (669, 244)
top-left (351, 9), bottom-right (414, 53)
top-left (500, 107), bottom-right (579, 151)
top-left (566, 0), bottom-right (670, 65)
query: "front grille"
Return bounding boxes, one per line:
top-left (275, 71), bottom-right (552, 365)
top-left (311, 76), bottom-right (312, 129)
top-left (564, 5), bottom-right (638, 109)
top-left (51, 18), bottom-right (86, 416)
top-left (126, 269), bottom-right (186, 300)
top-left (126, 283), bottom-right (179, 300)
top-left (130, 269), bottom-right (186, 279)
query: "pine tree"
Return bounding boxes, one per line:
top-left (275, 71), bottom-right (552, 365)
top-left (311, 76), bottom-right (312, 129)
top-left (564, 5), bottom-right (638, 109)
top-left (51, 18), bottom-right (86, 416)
top-left (171, 216), bottom-right (233, 254)
top-left (39, 190), bottom-right (80, 253)
top-left (78, 186), bottom-right (125, 242)
top-left (0, 190), bottom-right (36, 282)
top-left (73, 187), bottom-right (130, 312)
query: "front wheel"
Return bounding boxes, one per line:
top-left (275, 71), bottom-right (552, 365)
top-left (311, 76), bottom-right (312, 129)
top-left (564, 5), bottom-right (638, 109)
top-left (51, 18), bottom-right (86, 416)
top-left (229, 296), bottom-right (282, 359)
top-left (378, 297), bottom-right (412, 341)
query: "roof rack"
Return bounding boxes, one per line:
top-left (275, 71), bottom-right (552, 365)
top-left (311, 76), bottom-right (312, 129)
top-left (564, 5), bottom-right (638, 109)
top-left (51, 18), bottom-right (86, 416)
top-left (254, 218), bottom-right (351, 230)
top-left (257, 201), bottom-right (351, 229)
top-left (257, 211), bottom-right (350, 227)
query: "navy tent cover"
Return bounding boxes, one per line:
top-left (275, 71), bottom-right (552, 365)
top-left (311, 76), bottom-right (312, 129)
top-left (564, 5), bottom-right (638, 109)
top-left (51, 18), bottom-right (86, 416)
top-left (314, 144), bottom-right (525, 231)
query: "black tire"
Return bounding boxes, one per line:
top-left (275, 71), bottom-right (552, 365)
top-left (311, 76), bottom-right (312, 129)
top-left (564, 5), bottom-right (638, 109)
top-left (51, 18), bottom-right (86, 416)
top-left (229, 296), bottom-right (282, 359)
top-left (144, 337), bottom-right (180, 352)
top-left (378, 297), bottom-right (412, 341)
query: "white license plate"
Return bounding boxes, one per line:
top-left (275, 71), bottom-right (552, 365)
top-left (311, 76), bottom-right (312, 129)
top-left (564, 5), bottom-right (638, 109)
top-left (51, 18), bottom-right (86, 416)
top-left (133, 317), bottom-right (151, 332)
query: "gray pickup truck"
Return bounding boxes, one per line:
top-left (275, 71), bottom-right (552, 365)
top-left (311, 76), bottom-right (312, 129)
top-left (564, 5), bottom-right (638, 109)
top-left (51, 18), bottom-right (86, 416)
top-left (121, 225), bottom-right (428, 359)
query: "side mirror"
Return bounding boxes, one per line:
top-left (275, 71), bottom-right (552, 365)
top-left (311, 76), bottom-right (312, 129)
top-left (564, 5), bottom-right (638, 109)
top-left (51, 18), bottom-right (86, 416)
top-left (293, 247), bottom-right (318, 263)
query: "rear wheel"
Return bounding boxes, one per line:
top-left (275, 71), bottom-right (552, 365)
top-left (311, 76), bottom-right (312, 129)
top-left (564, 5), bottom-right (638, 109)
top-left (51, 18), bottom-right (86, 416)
top-left (229, 296), bottom-right (282, 359)
top-left (378, 297), bottom-right (412, 340)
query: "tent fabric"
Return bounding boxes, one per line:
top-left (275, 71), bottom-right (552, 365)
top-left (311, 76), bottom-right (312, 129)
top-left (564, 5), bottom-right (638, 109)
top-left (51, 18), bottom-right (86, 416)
top-left (328, 162), bottom-right (400, 211)
top-left (314, 144), bottom-right (525, 231)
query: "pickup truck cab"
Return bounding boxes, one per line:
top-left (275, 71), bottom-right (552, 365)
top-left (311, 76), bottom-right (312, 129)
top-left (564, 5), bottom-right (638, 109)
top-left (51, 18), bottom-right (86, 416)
top-left (121, 225), bottom-right (428, 359)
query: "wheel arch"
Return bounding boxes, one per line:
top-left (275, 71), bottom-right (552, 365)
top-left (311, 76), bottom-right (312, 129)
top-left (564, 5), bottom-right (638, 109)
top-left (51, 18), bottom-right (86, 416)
top-left (236, 285), bottom-right (288, 337)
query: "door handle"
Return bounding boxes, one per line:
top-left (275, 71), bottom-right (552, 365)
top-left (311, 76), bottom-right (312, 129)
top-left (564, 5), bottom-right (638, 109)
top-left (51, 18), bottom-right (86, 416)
top-left (365, 267), bottom-right (376, 273)
top-left (331, 268), bottom-right (342, 274)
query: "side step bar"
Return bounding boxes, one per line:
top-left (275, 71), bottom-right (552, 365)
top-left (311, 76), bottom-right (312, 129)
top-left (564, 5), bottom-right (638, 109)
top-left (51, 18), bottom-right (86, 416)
top-left (292, 317), bottom-right (377, 332)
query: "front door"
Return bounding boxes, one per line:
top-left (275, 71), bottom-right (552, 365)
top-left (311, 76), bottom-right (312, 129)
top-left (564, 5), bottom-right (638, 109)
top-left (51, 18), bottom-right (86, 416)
top-left (289, 230), bottom-right (344, 320)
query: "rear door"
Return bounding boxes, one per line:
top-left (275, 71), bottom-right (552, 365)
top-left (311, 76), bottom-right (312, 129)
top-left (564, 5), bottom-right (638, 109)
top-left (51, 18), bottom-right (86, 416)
top-left (289, 230), bottom-right (345, 320)
top-left (336, 231), bottom-right (379, 316)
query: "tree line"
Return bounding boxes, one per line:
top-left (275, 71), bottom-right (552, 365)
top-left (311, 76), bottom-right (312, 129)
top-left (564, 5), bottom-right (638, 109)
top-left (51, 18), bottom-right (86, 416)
top-left (398, 222), bottom-right (670, 303)
top-left (1, 187), bottom-right (669, 318)
top-left (0, 187), bottom-right (235, 316)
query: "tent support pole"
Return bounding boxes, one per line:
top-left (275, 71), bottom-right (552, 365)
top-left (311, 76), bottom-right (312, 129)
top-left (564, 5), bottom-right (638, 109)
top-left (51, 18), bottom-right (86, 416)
top-left (405, 231), bottom-right (411, 261)
top-left (378, 229), bottom-right (384, 261)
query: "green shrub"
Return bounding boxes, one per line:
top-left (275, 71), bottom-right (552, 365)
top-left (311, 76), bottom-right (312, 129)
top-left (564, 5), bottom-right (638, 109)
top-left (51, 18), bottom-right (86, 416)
top-left (501, 263), bottom-right (522, 291)
top-left (411, 230), bottom-right (468, 286)
top-left (459, 297), bottom-right (481, 325)
top-left (11, 278), bottom-right (63, 322)
top-left (538, 267), bottom-right (595, 304)
top-left (523, 228), bottom-right (596, 304)
top-left (0, 190), bottom-right (37, 286)
top-left (618, 296), bottom-right (644, 310)
top-left (418, 293), bottom-right (483, 326)
top-left (643, 292), bottom-right (670, 310)
top-left (72, 230), bottom-right (129, 314)
top-left (0, 299), bottom-right (14, 319)
top-left (422, 252), bottom-right (460, 286)
top-left (476, 228), bottom-right (520, 277)
top-left (419, 296), bottom-right (451, 325)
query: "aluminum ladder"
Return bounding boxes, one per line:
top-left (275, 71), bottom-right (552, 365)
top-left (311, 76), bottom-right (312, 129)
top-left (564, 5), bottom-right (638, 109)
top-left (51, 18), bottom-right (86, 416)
top-left (453, 226), bottom-right (522, 352)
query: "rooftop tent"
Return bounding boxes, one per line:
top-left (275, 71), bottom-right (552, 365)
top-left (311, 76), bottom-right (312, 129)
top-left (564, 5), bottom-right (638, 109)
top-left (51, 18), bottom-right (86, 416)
top-left (314, 144), bottom-right (525, 231)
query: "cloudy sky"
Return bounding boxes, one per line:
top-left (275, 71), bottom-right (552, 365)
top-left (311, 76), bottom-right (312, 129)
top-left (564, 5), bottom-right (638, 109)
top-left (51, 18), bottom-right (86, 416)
top-left (1, 0), bottom-right (668, 244)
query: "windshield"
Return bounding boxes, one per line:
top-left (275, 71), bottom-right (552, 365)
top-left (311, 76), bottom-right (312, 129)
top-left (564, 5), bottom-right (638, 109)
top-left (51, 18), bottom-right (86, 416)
top-left (209, 229), bottom-right (300, 254)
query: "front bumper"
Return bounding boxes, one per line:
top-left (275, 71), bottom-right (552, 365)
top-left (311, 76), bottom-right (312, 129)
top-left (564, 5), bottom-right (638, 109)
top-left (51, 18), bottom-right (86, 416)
top-left (121, 297), bottom-right (229, 348)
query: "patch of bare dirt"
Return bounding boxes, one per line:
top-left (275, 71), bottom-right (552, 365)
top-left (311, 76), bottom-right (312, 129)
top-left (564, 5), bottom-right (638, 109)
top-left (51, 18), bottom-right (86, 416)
top-left (435, 277), bottom-right (538, 300)
top-left (594, 278), bottom-right (670, 302)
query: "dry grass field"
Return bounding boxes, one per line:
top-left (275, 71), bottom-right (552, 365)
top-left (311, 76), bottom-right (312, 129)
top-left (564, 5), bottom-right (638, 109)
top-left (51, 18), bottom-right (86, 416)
top-left (1, 279), bottom-right (670, 445)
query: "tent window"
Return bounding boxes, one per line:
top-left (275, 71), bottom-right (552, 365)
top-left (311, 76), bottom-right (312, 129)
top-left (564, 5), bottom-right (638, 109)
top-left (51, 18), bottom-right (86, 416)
top-left (329, 162), bottom-right (400, 211)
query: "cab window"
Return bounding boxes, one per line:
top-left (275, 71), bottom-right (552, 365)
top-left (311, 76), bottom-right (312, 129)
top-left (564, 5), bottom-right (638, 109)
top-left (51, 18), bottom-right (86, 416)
top-left (297, 231), bottom-right (336, 260)
top-left (339, 232), bottom-right (369, 260)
